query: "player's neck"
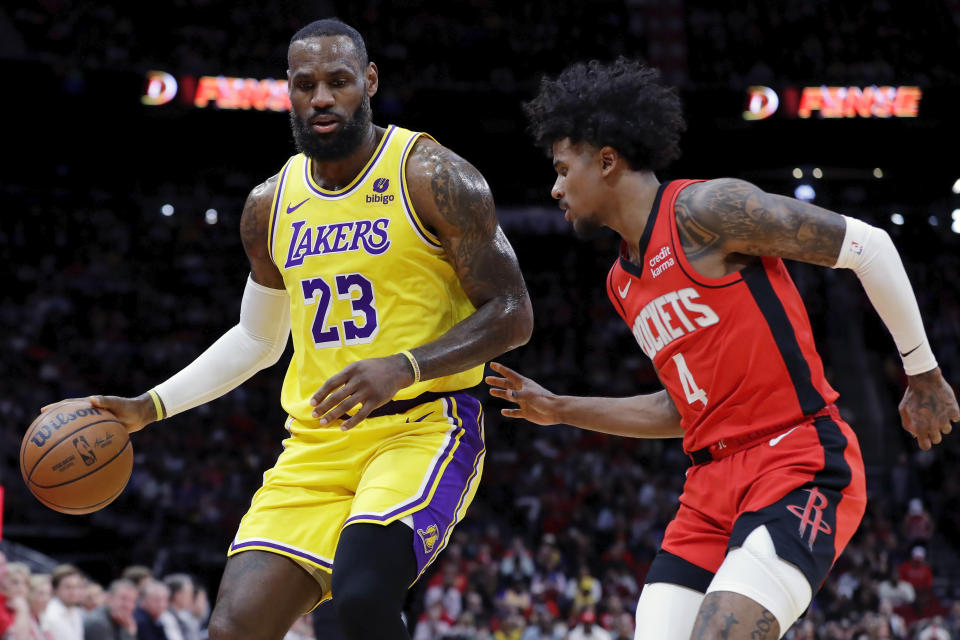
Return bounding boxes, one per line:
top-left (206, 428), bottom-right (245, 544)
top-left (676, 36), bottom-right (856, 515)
top-left (608, 171), bottom-right (660, 256)
top-left (308, 125), bottom-right (382, 190)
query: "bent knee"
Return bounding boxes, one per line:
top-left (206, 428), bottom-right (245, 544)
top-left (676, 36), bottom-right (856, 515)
top-left (208, 607), bottom-right (260, 640)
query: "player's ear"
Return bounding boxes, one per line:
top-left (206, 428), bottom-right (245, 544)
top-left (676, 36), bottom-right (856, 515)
top-left (366, 62), bottom-right (379, 97)
top-left (599, 146), bottom-right (620, 176)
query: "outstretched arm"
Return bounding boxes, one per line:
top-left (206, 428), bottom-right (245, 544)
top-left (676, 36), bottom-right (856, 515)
top-left (678, 178), bottom-right (959, 449)
top-left (309, 138), bottom-right (533, 429)
top-left (486, 362), bottom-right (683, 438)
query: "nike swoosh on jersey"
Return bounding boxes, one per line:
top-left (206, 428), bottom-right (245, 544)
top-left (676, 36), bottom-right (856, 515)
top-left (769, 425), bottom-right (801, 447)
top-left (286, 198), bottom-right (309, 214)
top-left (618, 280), bottom-right (631, 298)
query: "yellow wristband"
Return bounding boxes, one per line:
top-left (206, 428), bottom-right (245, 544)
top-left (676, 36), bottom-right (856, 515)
top-left (147, 389), bottom-right (165, 421)
top-left (399, 350), bottom-right (421, 384)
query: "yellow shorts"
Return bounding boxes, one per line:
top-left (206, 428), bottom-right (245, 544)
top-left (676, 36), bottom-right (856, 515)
top-left (228, 390), bottom-right (484, 601)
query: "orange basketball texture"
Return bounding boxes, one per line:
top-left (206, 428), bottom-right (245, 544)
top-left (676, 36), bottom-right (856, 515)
top-left (20, 401), bottom-right (133, 515)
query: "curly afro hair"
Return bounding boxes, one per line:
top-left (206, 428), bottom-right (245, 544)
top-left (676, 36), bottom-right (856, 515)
top-left (523, 58), bottom-right (686, 171)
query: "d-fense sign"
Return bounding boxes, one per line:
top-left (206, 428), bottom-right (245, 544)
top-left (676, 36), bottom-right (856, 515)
top-left (142, 70), bottom-right (291, 112)
top-left (744, 85), bottom-right (922, 120)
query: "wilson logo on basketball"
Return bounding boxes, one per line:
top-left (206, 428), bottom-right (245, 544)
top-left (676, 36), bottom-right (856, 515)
top-left (30, 407), bottom-right (105, 448)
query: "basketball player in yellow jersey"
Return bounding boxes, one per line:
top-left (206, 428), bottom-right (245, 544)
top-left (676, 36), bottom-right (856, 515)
top-left (49, 18), bottom-right (533, 640)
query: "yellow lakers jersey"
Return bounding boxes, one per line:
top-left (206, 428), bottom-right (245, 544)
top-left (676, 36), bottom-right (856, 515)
top-left (266, 125), bottom-right (483, 425)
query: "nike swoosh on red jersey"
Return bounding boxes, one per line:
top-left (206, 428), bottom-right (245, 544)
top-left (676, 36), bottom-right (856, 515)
top-left (286, 198), bottom-right (309, 214)
top-left (618, 281), bottom-right (631, 298)
top-left (769, 425), bottom-right (800, 447)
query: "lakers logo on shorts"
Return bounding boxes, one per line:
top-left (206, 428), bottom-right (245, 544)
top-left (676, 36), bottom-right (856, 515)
top-left (417, 525), bottom-right (439, 554)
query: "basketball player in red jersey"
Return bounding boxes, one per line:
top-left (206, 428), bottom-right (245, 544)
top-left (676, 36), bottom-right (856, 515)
top-left (488, 59), bottom-right (959, 639)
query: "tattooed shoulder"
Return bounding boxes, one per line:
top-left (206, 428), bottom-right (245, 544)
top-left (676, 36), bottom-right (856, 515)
top-left (240, 174), bottom-right (279, 254)
top-left (405, 137), bottom-right (497, 239)
top-left (675, 178), bottom-right (846, 266)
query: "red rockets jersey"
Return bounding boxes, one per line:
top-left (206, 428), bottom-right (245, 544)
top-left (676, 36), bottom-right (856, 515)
top-left (607, 180), bottom-right (839, 455)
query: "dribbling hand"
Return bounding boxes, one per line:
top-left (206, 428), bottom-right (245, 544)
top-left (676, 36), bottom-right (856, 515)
top-left (899, 367), bottom-right (959, 450)
top-left (41, 394), bottom-right (155, 435)
top-left (486, 362), bottom-right (561, 425)
top-left (310, 355), bottom-right (414, 431)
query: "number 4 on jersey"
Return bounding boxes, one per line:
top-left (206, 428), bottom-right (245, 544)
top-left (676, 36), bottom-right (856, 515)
top-left (672, 353), bottom-right (707, 407)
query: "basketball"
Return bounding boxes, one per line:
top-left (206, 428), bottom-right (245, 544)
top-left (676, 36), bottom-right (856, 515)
top-left (20, 400), bottom-right (134, 515)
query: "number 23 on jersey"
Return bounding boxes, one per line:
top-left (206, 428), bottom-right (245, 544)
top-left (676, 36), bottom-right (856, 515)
top-left (301, 273), bottom-right (379, 348)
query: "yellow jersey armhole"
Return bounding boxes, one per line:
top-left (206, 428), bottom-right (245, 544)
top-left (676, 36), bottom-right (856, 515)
top-left (399, 132), bottom-right (443, 249)
top-left (267, 156), bottom-right (298, 266)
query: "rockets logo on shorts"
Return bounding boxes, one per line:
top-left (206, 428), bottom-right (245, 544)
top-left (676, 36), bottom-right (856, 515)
top-left (786, 488), bottom-right (832, 549)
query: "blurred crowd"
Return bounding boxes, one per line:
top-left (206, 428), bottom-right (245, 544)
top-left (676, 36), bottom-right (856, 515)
top-left (3, 0), bottom-right (958, 87)
top-left (0, 553), bottom-right (224, 640)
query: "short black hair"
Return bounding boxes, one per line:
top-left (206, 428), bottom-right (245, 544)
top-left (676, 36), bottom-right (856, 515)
top-left (523, 58), bottom-right (686, 171)
top-left (289, 18), bottom-right (368, 67)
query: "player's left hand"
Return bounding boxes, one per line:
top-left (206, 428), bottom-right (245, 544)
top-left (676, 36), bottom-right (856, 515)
top-left (899, 367), bottom-right (959, 450)
top-left (310, 354), bottom-right (415, 430)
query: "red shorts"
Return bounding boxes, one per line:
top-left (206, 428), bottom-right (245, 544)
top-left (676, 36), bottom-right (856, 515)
top-left (647, 405), bottom-right (867, 592)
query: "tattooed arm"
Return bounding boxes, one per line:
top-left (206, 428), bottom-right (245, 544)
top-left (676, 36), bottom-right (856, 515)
top-left (403, 137), bottom-right (534, 375)
top-left (674, 177), bottom-right (846, 269)
top-left (310, 137), bottom-right (533, 429)
top-left (676, 178), bottom-right (958, 449)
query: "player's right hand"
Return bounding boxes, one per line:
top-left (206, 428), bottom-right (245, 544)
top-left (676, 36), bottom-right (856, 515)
top-left (486, 362), bottom-right (561, 425)
top-left (42, 394), bottom-right (156, 435)
top-left (900, 367), bottom-right (959, 450)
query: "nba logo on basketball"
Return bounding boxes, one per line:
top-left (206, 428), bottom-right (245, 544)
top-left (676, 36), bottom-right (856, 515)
top-left (417, 524), bottom-right (439, 554)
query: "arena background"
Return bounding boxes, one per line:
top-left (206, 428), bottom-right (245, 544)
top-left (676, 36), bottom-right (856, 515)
top-left (2, 1), bottom-right (960, 638)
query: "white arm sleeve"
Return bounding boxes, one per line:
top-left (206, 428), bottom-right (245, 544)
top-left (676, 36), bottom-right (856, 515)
top-left (152, 276), bottom-right (290, 417)
top-left (833, 215), bottom-right (937, 375)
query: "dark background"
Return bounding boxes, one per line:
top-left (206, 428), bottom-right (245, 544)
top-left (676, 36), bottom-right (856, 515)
top-left (2, 0), bottom-right (960, 636)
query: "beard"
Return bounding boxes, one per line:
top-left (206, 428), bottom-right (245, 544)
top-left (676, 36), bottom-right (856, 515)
top-left (289, 94), bottom-right (372, 162)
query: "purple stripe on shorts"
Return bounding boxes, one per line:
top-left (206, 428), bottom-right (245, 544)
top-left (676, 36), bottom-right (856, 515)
top-left (230, 538), bottom-right (332, 569)
top-left (343, 396), bottom-right (468, 526)
top-left (410, 393), bottom-right (484, 574)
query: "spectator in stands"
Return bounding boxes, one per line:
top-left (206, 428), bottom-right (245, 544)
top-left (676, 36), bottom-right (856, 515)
top-left (1, 552), bottom-right (32, 640)
top-left (83, 579), bottom-right (138, 640)
top-left (878, 563), bottom-right (916, 608)
top-left (424, 563), bottom-right (464, 623)
top-left (84, 581), bottom-right (107, 611)
top-left (567, 610), bottom-right (610, 640)
top-left (190, 587), bottom-right (209, 633)
top-left (567, 565), bottom-right (601, 613)
top-left (493, 613), bottom-right (526, 640)
top-left (40, 565), bottom-right (84, 640)
top-left (26, 574), bottom-right (53, 640)
top-left (411, 600), bottom-right (453, 640)
top-left (134, 580), bottom-right (173, 640)
top-left (121, 567), bottom-right (153, 593)
top-left (904, 498), bottom-right (935, 548)
top-left (163, 574), bottom-right (200, 640)
top-left (898, 546), bottom-right (934, 596)
top-left (917, 616), bottom-right (951, 640)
